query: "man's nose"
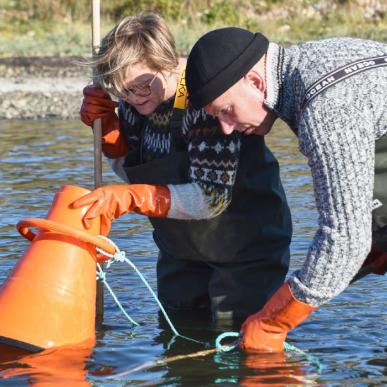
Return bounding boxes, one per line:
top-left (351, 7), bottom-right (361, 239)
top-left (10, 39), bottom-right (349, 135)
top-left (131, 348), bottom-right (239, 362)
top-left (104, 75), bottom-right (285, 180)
top-left (219, 119), bottom-right (235, 135)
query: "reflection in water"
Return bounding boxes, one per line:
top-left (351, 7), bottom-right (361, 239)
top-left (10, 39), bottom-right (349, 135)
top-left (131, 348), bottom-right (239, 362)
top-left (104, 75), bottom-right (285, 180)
top-left (239, 352), bottom-right (312, 386)
top-left (0, 120), bottom-right (386, 385)
top-left (109, 311), bottom-right (314, 385)
top-left (0, 342), bottom-right (92, 385)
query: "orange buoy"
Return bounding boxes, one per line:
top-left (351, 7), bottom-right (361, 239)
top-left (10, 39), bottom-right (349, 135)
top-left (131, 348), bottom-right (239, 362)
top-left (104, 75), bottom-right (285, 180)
top-left (0, 185), bottom-right (113, 351)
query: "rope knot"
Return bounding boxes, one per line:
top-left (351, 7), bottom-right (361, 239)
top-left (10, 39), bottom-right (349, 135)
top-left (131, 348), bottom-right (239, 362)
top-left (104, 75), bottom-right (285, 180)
top-left (96, 270), bottom-right (106, 282)
top-left (113, 250), bottom-right (126, 262)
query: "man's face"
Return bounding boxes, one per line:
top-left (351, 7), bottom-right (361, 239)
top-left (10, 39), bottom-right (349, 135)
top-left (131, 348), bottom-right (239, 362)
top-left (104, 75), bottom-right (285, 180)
top-left (204, 74), bottom-right (277, 136)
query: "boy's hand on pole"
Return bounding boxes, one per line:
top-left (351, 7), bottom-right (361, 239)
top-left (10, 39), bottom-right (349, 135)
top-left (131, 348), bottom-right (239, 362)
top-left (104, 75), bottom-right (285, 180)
top-left (80, 85), bottom-right (128, 158)
top-left (80, 85), bottom-right (118, 124)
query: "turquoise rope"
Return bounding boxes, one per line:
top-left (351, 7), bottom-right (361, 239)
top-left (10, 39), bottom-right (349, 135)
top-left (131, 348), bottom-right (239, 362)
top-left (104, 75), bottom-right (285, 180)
top-left (96, 263), bottom-right (139, 326)
top-left (215, 331), bottom-right (241, 352)
top-left (284, 342), bottom-right (324, 373)
top-left (121, 255), bottom-right (206, 346)
top-left (95, 236), bottom-right (322, 372)
top-left (96, 237), bottom-right (206, 347)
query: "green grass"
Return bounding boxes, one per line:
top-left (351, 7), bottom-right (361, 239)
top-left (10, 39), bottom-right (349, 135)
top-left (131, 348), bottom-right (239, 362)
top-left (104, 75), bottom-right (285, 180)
top-left (0, 0), bottom-right (386, 57)
top-left (0, 22), bottom-right (88, 57)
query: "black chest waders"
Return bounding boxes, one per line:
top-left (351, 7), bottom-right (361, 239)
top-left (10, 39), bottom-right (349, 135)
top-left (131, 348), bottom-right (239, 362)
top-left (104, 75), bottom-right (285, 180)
top-left (372, 132), bottom-right (387, 250)
top-left (300, 55), bottom-right (387, 248)
top-left (119, 70), bottom-right (292, 321)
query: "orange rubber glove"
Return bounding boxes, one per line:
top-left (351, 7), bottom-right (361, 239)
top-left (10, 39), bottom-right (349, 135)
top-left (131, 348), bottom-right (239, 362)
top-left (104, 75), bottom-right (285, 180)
top-left (71, 184), bottom-right (171, 235)
top-left (80, 85), bottom-right (128, 158)
top-left (240, 282), bottom-right (316, 352)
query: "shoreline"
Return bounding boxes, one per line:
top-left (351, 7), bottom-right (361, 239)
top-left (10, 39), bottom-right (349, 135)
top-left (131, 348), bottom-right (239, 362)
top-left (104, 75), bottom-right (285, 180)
top-left (0, 57), bottom-right (90, 120)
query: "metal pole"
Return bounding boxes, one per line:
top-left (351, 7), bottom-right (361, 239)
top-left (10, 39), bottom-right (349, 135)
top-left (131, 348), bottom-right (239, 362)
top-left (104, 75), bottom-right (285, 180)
top-left (91, 0), bottom-right (104, 325)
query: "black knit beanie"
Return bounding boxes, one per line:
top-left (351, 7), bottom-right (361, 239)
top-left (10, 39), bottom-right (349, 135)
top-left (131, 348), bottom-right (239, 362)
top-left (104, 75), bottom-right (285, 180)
top-left (186, 27), bottom-right (269, 109)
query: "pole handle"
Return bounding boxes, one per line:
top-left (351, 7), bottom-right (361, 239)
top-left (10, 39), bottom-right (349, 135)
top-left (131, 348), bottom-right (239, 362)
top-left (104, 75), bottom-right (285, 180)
top-left (91, 0), bottom-right (104, 325)
top-left (91, 0), bottom-right (102, 189)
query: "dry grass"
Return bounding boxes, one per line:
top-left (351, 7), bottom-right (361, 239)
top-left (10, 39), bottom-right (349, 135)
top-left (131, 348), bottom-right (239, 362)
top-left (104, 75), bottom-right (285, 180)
top-left (0, 0), bottom-right (386, 57)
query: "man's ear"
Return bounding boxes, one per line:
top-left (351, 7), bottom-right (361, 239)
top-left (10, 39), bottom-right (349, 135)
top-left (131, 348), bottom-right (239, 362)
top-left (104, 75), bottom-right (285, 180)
top-left (244, 70), bottom-right (265, 93)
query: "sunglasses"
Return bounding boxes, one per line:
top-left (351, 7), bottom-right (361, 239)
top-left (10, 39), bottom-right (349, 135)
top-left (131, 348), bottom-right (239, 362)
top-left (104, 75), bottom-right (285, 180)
top-left (123, 72), bottom-right (158, 97)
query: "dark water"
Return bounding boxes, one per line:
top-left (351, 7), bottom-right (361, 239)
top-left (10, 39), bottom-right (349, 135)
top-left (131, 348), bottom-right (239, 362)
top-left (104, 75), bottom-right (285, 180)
top-left (0, 120), bottom-right (386, 386)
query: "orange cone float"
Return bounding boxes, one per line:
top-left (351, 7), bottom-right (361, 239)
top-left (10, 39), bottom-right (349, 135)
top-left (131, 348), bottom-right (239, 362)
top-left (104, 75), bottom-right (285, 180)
top-left (0, 185), bottom-right (115, 352)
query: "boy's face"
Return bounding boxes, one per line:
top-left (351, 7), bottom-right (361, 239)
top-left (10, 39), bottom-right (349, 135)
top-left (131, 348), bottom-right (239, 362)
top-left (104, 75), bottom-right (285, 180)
top-left (204, 75), bottom-right (277, 136)
top-left (121, 63), bottom-right (165, 115)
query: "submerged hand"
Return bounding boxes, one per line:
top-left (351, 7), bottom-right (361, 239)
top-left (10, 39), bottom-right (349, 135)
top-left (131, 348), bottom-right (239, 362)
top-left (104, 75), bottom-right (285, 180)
top-left (240, 283), bottom-right (316, 352)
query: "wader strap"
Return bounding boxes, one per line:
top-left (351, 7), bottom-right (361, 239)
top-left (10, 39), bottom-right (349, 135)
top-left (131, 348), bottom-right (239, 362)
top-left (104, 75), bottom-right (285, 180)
top-left (170, 66), bottom-right (188, 150)
top-left (301, 55), bottom-right (387, 111)
top-left (137, 67), bottom-right (188, 162)
top-left (173, 67), bottom-right (188, 110)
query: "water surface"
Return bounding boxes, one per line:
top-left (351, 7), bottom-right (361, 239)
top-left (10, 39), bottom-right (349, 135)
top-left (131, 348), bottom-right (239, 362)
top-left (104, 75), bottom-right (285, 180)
top-left (0, 120), bottom-right (386, 386)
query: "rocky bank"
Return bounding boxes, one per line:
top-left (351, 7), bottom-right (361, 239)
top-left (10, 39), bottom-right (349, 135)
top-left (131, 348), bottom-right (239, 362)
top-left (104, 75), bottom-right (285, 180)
top-left (0, 57), bottom-right (90, 120)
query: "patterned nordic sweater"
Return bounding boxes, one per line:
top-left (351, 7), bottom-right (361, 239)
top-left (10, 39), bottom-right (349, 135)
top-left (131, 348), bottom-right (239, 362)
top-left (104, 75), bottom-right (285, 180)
top-left (111, 96), bottom-right (242, 219)
top-left (265, 38), bottom-right (387, 306)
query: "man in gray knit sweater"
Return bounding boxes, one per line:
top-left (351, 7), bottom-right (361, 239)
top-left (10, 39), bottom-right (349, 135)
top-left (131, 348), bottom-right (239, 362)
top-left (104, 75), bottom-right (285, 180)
top-left (186, 27), bottom-right (387, 352)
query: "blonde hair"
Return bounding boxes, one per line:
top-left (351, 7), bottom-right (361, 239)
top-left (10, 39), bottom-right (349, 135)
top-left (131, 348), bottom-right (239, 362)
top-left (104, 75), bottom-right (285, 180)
top-left (90, 12), bottom-right (179, 97)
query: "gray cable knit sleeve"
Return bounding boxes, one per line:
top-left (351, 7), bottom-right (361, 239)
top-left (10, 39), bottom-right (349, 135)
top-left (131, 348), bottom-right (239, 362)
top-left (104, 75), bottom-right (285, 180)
top-left (289, 98), bottom-right (375, 306)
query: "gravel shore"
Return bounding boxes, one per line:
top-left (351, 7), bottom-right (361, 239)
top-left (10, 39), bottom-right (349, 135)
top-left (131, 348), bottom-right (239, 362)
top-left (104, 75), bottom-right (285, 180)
top-left (0, 57), bottom-right (90, 120)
